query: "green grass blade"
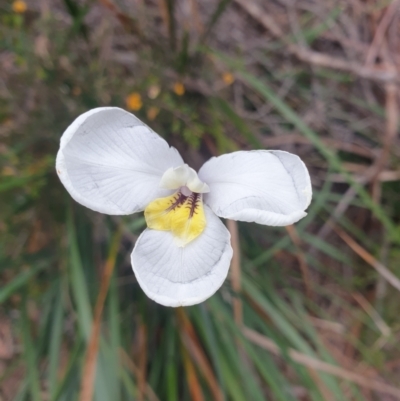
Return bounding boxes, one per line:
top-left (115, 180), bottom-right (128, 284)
top-left (48, 282), bottom-right (65, 399)
top-left (0, 265), bottom-right (45, 304)
top-left (67, 206), bottom-right (92, 340)
top-left (166, 320), bottom-right (178, 401)
top-left (21, 296), bottom-right (42, 401)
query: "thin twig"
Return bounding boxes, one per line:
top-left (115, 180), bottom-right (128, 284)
top-left (365, 1), bottom-right (400, 66)
top-left (372, 80), bottom-right (398, 201)
top-left (329, 170), bottom-right (400, 183)
top-left (262, 135), bottom-right (374, 159)
top-left (119, 349), bottom-right (161, 401)
top-left (97, 0), bottom-right (140, 34)
top-left (285, 225), bottom-right (313, 301)
top-left (352, 293), bottom-right (391, 338)
top-left (243, 327), bottom-right (400, 398)
top-left (233, 0), bottom-right (400, 83)
top-left (315, 77), bottom-right (398, 239)
top-left (333, 225), bottom-right (400, 293)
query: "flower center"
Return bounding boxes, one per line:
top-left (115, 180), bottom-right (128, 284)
top-left (144, 165), bottom-right (208, 247)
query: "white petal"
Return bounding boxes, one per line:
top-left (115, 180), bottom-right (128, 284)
top-left (198, 150), bottom-right (312, 226)
top-left (186, 168), bottom-right (210, 193)
top-left (160, 164), bottom-right (210, 193)
top-left (131, 206), bottom-right (233, 307)
top-left (159, 164), bottom-right (190, 190)
top-left (56, 107), bottom-right (184, 215)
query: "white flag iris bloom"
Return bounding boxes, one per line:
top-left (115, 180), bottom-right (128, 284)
top-left (56, 107), bottom-right (312, 307)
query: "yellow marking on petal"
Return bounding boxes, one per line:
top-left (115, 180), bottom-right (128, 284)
top-left (144, 192), bottom-right (206, 247)
top-left (144, 193), bottom-right (180, 231)
top-left (171, 195), bottom-right (206, 247)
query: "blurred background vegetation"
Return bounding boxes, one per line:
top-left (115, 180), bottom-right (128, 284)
top-left (1, 0), bottom-right (400, 400)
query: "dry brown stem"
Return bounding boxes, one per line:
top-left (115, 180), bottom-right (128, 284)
top-left (243, 327), bottom-right (400, 398)
top-left (79, 230), bottom-right (121, 401)
top-left (285, 225), bottom-right (313, 301)
top-left (233, 0), bottom-right (400, 83)
top-left (365, 1), bottom-right (400, 66)
top-left (120, 349), bottom-right (161, 401)
top-left (352, 293), bottom-right (391, 338)
top-left (315, 77), bottom-right (398, 241)
top-left (137, 322), bottom-right (148, 401)
top-left (334, 226), bottom-right (400, 293)
top-left (371, 80), bottom-right (398, 199)
top-left (177, 309), bottom-right (224, 401)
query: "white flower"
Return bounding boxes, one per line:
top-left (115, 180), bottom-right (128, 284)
top-left (56, 107), bottom-right (312, 307)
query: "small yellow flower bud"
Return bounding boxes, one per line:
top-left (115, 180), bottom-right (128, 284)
top-left (173, 82), bottom-right (185, 96)
top-left (12, 0), bottom-right (27, 13)
top-left (147, 107), bottom-right (160, 121)
top-left (222, 72), bottom-right (235, 85)
top-left (125, 92), bottom-right (143, 111)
